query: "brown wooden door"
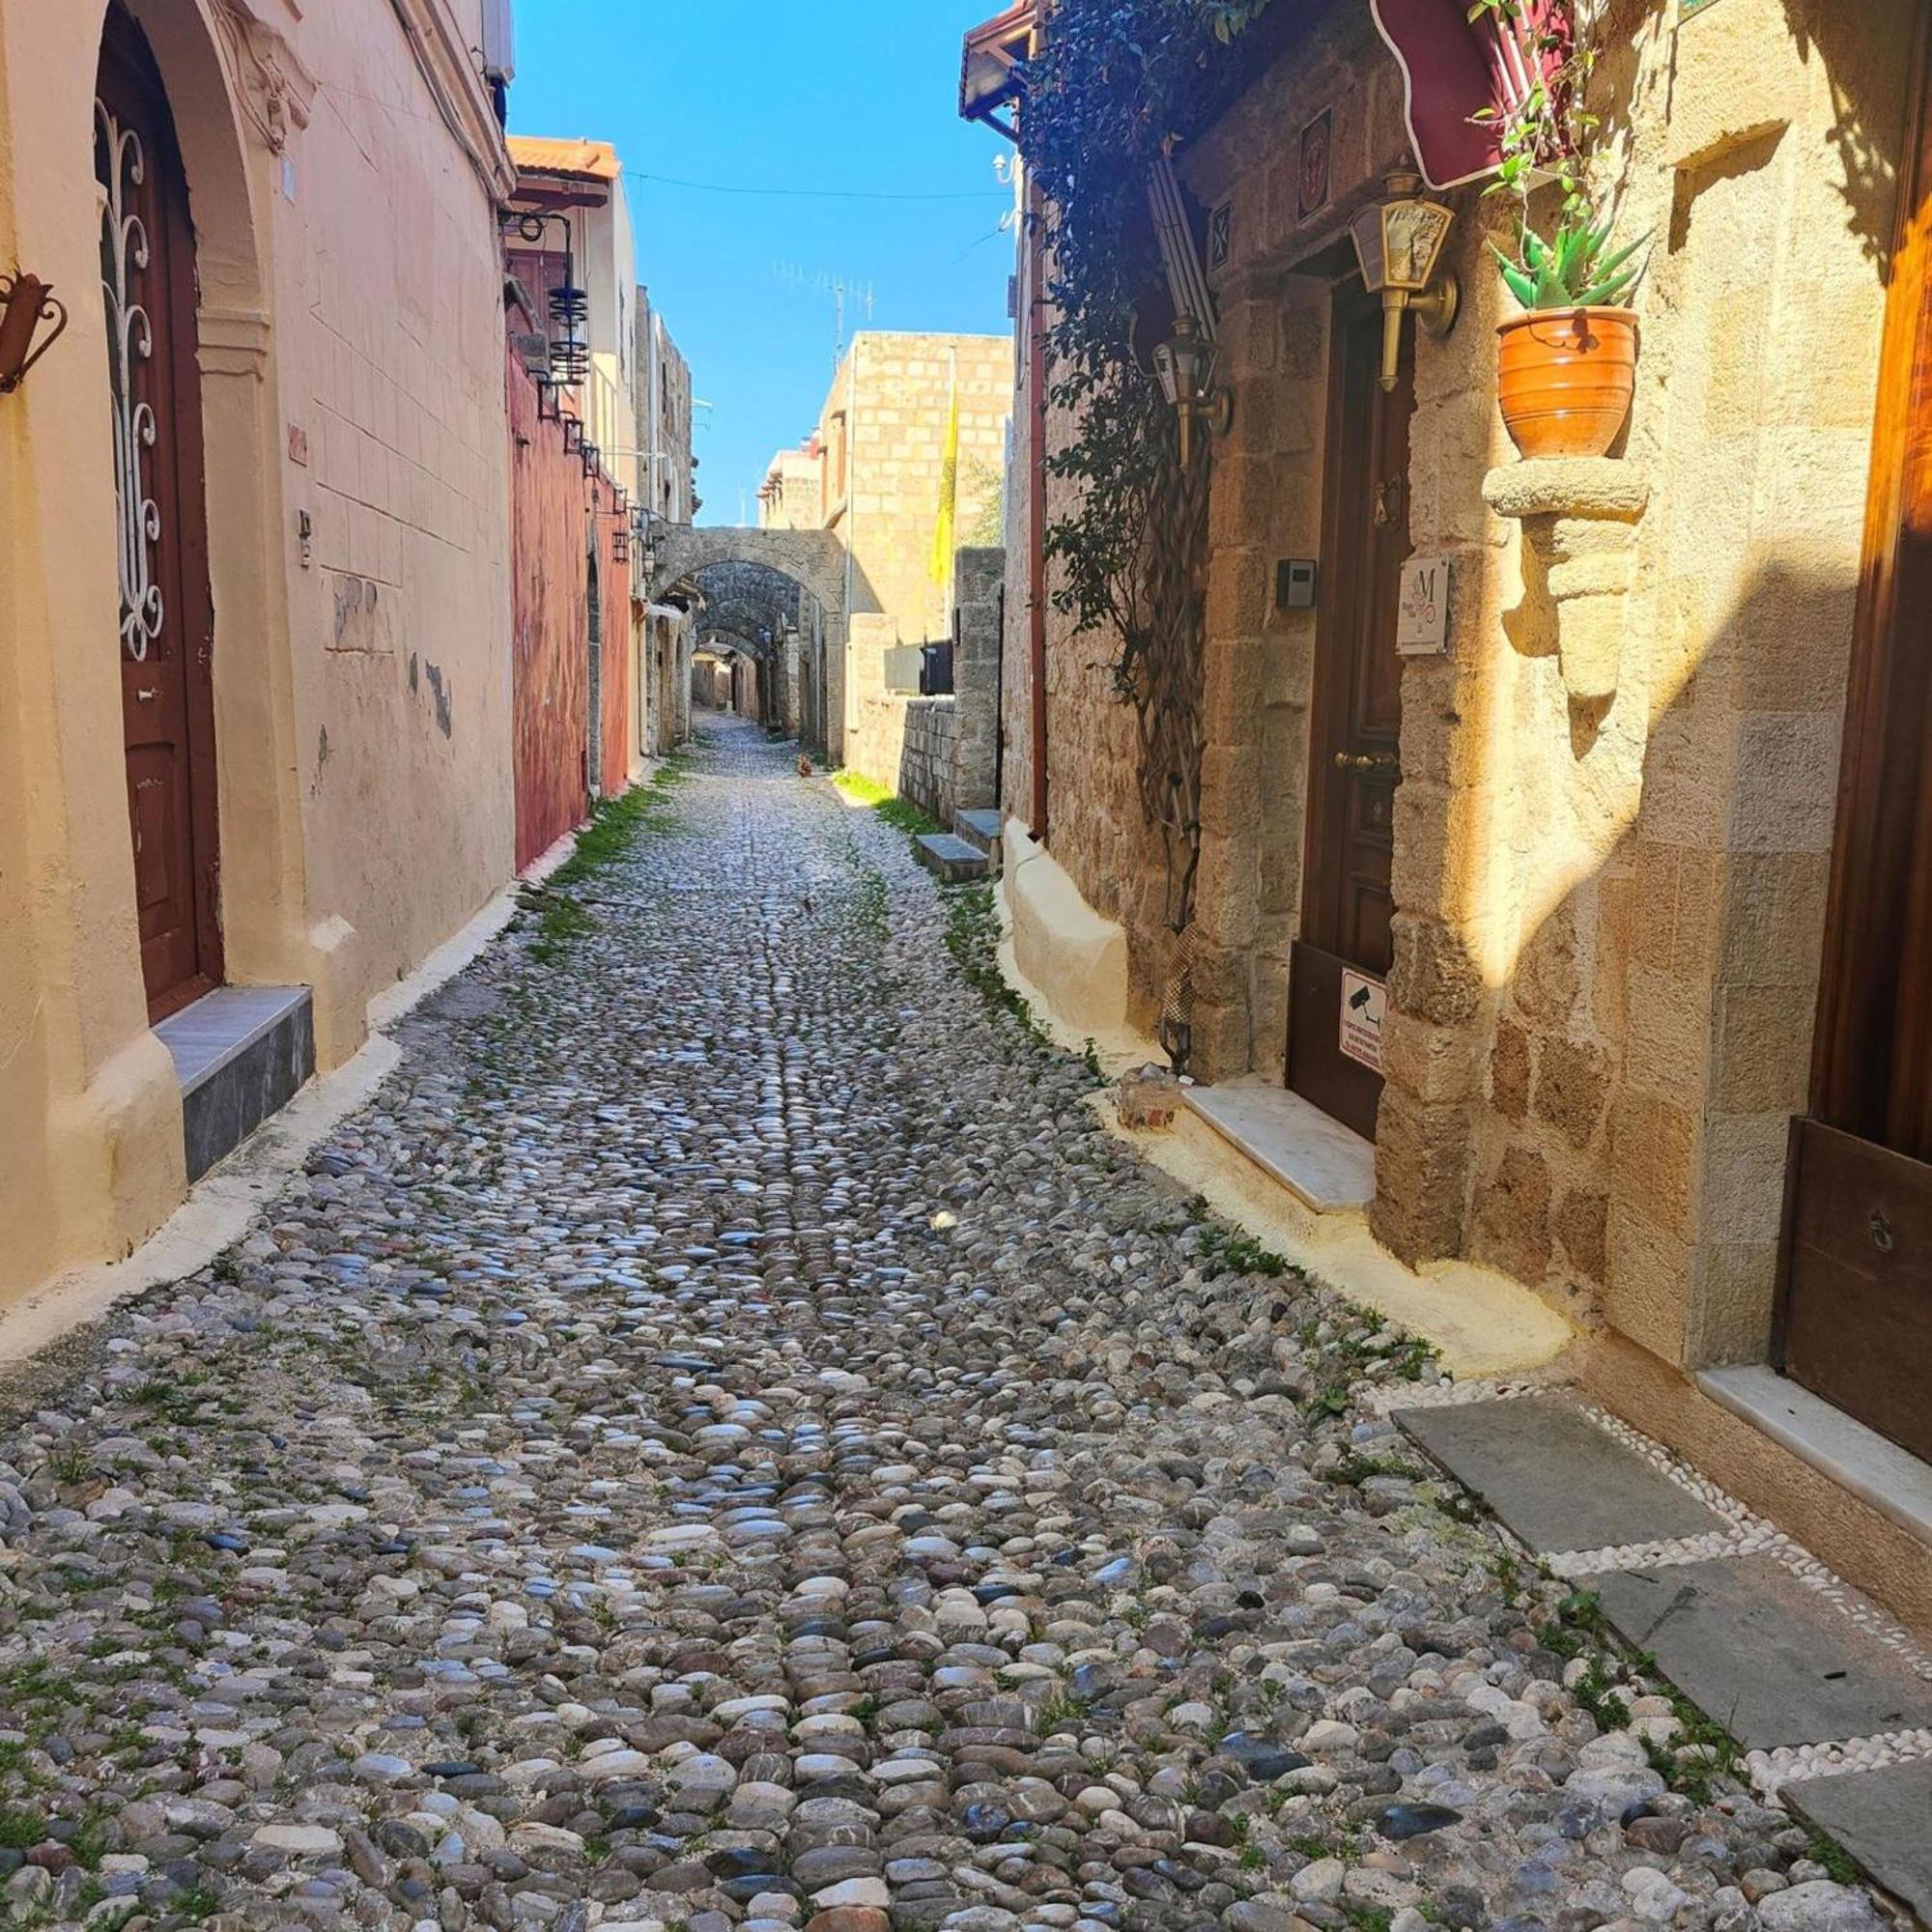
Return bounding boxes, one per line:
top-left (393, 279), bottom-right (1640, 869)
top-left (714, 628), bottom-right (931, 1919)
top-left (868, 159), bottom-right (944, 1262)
top-left (1287, 285), bottom-right (1415, 1139)
top-left (97, 3), bottom-right (221, 1022)
top-left (1777, 18), bottom-right (1932, 1464)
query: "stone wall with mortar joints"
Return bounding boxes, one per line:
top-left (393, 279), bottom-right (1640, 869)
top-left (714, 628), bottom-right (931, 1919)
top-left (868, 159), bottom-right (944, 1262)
top-left (1178, 1), bottom-right (1422, 1088)
top-left (1152, 0), bottom-right (1907, 1377)
top-left (841, 332), bottom-right (1013, 650)
top-left (849, 547), bottom-right (1005, 827)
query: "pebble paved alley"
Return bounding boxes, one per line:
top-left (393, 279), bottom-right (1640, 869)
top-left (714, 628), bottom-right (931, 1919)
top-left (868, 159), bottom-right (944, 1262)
top-left (0, 719), bottom-right (1901, 1932)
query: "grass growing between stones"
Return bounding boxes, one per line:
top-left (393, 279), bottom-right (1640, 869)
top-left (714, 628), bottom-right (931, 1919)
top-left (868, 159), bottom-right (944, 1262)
top-left (829, 766), bottom-right (940, 838)
top-left (943, 882), bottom-right (1053, 1052)
top-left (523, 749), bottom-right (693, 961)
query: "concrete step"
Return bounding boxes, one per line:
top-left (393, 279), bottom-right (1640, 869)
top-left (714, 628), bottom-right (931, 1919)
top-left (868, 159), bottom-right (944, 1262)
top-left (155, 985), bottom-right (315, 1181)
top-left (953, 808), bottom-right (1003, 858)
top-left (913, 832), bottom-right (989, 885)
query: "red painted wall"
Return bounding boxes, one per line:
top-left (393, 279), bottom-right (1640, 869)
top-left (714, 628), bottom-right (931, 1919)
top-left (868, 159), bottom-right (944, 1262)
top-left (506, 349), bottom-right (635, 870)
top-left (508, 346), bottom-right (588, 870)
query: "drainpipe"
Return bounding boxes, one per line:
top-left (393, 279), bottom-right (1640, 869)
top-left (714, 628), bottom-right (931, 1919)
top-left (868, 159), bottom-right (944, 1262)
top-left (1026, 172), bottom-right (1049, 844)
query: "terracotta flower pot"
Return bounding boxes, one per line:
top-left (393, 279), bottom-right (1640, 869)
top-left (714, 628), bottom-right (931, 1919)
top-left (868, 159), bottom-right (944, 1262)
top-left (1496, 306), bottom-right (1637, 460)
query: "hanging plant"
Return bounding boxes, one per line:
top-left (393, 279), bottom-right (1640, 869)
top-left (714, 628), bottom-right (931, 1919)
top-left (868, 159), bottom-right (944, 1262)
top-left (1019, 0), bottom-right (1273, 930)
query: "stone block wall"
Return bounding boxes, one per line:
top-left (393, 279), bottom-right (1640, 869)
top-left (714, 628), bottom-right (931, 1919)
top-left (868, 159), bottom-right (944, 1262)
top-left (1007, 0), bottom-right (1914, 1381)
top-left (849, 545), bottom-right (1005, 828)
top-left (841, 331), bottom-right (1013, 649)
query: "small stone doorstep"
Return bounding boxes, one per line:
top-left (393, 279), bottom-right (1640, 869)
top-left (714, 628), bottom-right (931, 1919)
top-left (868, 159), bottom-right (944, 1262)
top-left (1396, 1394), bottom-right (1728, 1553)
top-left (1783, 1758), bottom-right (1932, 1924)
top-left (1183, 1076), bottom-right (1375, 1214)
top-left (1591, 1557), bottom-right (1932, 1751)
top-left (1698, 1365), bottom-right (1932, 1549)
top-left (155, 986), bottom-right (314, 1182)
top-left (912, 832), bottom-right (988, 885)
top-left (953, 807), bottom-right (1002, 857)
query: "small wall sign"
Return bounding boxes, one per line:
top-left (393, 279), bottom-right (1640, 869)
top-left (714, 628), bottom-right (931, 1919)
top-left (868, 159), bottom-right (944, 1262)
top-left (1396, 554), bottom-right (1451, 656)
top-left (1299, 109), bottom-right (1333, 221)
top-left (1339, 969), bottom-right (1386, 1075)
top-left (1208, 200), bottom-right (1234, 281)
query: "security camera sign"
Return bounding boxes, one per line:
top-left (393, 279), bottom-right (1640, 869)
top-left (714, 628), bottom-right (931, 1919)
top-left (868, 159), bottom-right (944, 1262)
top-left (1340, 969), bottom-right (1386, 1074)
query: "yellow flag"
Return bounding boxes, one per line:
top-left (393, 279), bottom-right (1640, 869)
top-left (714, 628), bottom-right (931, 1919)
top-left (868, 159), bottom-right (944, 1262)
top-left (928, 352), bottom-right (960, 588)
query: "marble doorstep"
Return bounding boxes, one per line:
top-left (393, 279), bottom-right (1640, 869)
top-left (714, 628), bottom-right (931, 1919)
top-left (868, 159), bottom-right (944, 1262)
top-left (1182, 1075), bottom-right (1375, 1213)
top-left (1698, 1364), bottom-right (1932, 1548)
top-left (156, 985), bottom-right (314, 1181)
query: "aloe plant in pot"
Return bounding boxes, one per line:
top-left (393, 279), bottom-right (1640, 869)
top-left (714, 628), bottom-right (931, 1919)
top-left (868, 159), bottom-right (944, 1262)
top-left (1474, 0), bottom-right (1647, 460)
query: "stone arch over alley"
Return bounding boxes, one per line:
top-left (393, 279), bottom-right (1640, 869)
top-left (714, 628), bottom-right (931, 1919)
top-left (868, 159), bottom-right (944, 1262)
top-left (655, 527), bottom-right (857, 760)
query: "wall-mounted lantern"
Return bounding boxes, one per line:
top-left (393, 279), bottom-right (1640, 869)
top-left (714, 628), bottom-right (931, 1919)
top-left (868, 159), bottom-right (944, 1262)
top-left (611, 491), bottom-right (631, 564)
top-left (535, 374), bottom-right (560, 424)
top-left (579, 439), bottom-right (600, 478)
top-left (1350, 170), bottom-right (1459, 391)
top-left (1151, 313), bottom-right (1231, 467)
top-left (0, 272), bottom-right (69, 395)
top-left (562, 415), bottom-right (582, 456)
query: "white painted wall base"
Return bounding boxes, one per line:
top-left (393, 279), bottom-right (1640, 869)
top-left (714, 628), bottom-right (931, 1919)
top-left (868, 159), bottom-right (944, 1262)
top-left (997, 817), bottom-right (1157, 1074)
top-left (1096, 1097), bottom-right (1576, 1380)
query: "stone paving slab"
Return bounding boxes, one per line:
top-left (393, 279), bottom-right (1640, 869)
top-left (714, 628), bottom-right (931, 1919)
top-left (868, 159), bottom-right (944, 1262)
top-left (1593, 1556), bottom-right (1932, 1748)
top-left (1783, 1758), bottom-right (1932, 1923)
top-left (913, 830), bottom-right (988, 882)
top-left (1395, 1394), bottom-right (1729, 1551)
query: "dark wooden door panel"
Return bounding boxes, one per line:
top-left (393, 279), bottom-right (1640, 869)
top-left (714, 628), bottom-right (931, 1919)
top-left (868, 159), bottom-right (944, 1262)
top-left (1779, 17), bottom-right (1932, 1450)
top-left (98, 2), bottom-right (220, 1021)
top-left (1780, 1121), bottom-right (1932, 1464)
top-left (1288, 286), bottom-right (1414, 1130)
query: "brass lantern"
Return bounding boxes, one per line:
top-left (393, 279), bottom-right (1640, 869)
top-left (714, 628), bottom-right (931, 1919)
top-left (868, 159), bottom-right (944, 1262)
top-left (1151, 312), bottom-right (1232, 467)
top-left (1350, 170), bottom-right (1459, 390)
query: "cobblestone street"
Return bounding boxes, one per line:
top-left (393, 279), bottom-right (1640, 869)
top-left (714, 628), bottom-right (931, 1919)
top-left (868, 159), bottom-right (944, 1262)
top-left (0, 720), bottom-right (1896, 1931)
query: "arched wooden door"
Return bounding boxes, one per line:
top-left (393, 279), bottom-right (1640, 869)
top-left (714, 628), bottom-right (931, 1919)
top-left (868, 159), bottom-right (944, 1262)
top-left (98, 3), bottom-right (221, 1020)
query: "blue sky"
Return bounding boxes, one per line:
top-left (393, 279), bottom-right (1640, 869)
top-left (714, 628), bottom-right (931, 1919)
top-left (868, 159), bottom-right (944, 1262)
top-left (508, 1), bottom-right (1016, 527)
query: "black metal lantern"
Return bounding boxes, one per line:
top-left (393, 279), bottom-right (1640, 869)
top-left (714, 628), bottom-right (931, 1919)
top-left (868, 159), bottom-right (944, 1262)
top-left (562, 415), bottom-right (582, 455)
top-left (579, 440), bottom-right (600, 477)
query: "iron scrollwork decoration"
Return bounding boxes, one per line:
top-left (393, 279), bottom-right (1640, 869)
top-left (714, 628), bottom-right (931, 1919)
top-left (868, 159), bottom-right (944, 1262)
top-left (0, 272), bottom-right (70, 394)
top-left (97, 98), bottom-right (164, 662)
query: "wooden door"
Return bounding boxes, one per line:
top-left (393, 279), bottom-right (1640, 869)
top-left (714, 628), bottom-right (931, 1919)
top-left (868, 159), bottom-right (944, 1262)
top-left (97, 4), bottom-right (221, 1021)
top-left (1776, 20), bottom-right (1932, 1463)
top-left (1287, 286), bottom-right (1415, 1139)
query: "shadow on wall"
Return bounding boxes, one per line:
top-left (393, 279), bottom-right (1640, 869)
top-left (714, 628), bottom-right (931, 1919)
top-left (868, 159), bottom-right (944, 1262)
top-left (1391, 547), bottom-right (1867, 1387)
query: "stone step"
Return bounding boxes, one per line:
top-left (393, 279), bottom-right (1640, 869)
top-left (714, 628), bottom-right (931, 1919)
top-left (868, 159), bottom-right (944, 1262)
top-left (953, 808), bottom-right (1003, 858)
top-left (913, 832), bottom-right (989, 885)
top-left (155, 985), bottom-right (315, 1182)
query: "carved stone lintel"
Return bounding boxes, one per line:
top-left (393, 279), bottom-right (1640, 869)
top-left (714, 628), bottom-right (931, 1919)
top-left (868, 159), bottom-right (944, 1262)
top-left (211, 0), bottom-right (317, 156)
top-left (1483, 458), bottom-right (1650, 704)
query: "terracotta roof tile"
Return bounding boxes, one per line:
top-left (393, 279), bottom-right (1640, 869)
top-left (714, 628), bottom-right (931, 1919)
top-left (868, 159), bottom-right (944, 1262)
top-left (507, 135), bottom-right (622, 182)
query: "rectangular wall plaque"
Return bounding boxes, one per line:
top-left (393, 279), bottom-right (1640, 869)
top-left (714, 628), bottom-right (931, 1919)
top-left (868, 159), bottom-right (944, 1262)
top-left (1396, 554), bottom-right (1451, 656)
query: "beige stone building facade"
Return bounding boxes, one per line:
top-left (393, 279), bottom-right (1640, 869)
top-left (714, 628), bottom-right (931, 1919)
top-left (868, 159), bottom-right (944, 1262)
top-left (757, 331), bottom-right (1011, 790)
top-left (0, 0), bottom-right (518, 1307)
top-left (967, 0), bottom-right (1932, 1624)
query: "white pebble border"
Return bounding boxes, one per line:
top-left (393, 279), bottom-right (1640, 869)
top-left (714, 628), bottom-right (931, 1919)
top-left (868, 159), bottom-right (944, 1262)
top-left (1747, 1726), bottom-right (1932, 1799)
top-left (1365, 1374), bottom-right (1562, 1415)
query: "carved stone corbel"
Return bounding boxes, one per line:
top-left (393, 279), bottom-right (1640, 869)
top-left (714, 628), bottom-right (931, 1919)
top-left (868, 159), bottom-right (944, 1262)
top-left (211, 0), bottom-right (317, 156)
top-left (1483, 458), bottom-right (1650, 705)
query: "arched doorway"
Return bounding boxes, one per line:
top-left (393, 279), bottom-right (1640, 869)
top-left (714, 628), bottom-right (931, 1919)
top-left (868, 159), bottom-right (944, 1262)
top-left (98, 0), bottom-right (221, 1021)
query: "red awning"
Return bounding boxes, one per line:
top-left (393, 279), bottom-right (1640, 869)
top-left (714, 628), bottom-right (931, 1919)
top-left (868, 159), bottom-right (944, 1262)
top-left (1369, 0), bottom-right (1569, 189)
